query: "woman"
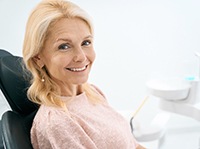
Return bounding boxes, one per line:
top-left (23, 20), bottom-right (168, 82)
top-left (23, 0), bottom-right (145, 148)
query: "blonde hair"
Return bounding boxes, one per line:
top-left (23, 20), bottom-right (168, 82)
top-left (23, 0), bottom-right (102, 108)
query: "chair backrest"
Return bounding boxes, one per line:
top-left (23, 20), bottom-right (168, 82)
top-left (0, 49), bottom-right (38, 149)
top-left (0, 49), bottom-right (13, 149)
top-left (0, 49), bottom-right (12, 94)
top-left (0, 49), bottom-right (13, 58)
top-left (0, 55), bottom-right (38, 115)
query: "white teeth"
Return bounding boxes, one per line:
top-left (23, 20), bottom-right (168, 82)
top-left (68, 66), bottom-right (86, 72)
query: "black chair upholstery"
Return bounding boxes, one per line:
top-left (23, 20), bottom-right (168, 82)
top-left (0, 50), bottom-right (39, 149)
top-left (0, 49), bottom-right (13, 149)
top-left (0, 49), bottom-right (12, 58)
top-left (0, 49), bottom-right (12, 93)
top-left (2, 111), bottom-right (37, 149)
top-left (0, 55), bottom-right (37, 115)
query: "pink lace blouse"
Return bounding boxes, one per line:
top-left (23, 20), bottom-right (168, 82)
top-left (31, 91), bottom-right (138, 149)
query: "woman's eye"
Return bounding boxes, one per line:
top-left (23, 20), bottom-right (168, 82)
top-left (58, 43), bottom-right (70, 50)
top-left (82, 40), bottom-right (91, 46)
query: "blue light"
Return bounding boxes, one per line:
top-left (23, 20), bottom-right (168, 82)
top-left (185, 76), bottom-right (195, 81)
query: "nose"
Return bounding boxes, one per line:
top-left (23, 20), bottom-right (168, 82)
top-left (73, 47), bottom-right (86, 63)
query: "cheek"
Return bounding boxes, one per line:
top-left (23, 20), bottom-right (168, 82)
top-left (53, 56), bottom-right (71, 68)
top-left (44, 56), bottom-right (67, 71)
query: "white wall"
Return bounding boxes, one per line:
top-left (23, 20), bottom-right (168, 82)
top-left (0, 0), bottom-right (200, 110)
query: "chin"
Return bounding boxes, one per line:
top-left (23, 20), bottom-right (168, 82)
top-left (73, 78), bottom-right (89, 85)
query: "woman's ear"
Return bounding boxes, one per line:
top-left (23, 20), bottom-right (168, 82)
top-left (33, 54), bottom-right (45, 68)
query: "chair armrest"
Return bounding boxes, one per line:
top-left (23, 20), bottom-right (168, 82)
top-left (1, 111), bottom-right (36, 149)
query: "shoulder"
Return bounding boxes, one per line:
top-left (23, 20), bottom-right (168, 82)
top-left (32, 105), bottom-right (68, 133)
top-left (90, 84), bottom-right (106, 98)
top-left (31, 105), bottom-right (82, 148)
top-left (33, 105), bottom-right (70, 124)
top-left (31, 105), bottom-right (77, 140)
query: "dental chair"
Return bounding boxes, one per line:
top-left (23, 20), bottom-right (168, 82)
top-left (0, 49), bottom-right (13, 149)
top-left (0, 49), bottom-right (38, 149)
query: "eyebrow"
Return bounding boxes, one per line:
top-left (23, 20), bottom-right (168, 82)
top-left (55, 35), bottom-right (93, 42)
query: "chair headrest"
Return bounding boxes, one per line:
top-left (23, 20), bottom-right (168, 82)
top-left (0, 55), bottom-right (38, 115)
top-left (0, 49), bottom-right (12, 58)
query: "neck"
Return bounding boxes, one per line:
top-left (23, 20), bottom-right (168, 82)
top-left (60, 84), bottom-right (84, 97)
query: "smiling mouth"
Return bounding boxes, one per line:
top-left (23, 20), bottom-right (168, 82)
top-left (66, 65), bottom-right (88, 72)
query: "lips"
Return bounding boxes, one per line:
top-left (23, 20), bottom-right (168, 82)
top-left (66, 65), bottom-right (88, 72)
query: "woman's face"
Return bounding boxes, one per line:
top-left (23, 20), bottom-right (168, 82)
top-left (35, 18), bottom-right (95, 95)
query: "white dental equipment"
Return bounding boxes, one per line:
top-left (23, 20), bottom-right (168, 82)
top-left (146, 52), bottom-right (200, 121)
top-left (130, 96), bottom-right (169, 149)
